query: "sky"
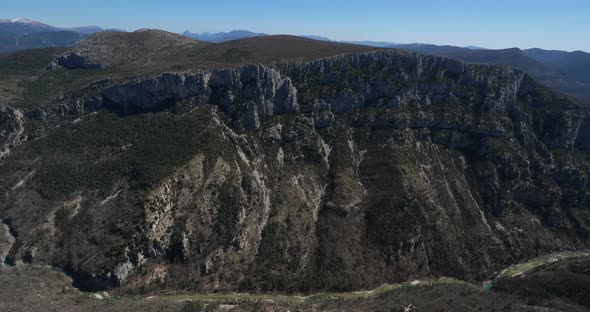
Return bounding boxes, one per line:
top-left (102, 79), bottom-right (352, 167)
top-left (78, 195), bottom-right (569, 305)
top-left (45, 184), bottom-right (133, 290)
top-left (3, 0), bottom-right (590, 52)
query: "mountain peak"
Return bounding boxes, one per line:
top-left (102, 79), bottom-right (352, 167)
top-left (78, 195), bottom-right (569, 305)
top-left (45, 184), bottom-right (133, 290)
top-left (0, 17), bottom-right (42, 24)
top-left (0, 17), bottom-right (54, 30)
top-left (9, 17), bottom-right (33, 23)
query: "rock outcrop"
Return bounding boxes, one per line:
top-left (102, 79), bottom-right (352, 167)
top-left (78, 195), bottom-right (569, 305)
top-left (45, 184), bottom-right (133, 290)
top-left (1, 50), bottom-right (589, 293)
top-left (0, 220), bottom-right (15, 265)
top-left (0, 104), bottom-right (25, 161)
top-left (101, 51), bottom-right (529, 131)
top-left (102, 65), bottom-right (299, 127)
top-left (47, 53), bottom-right (104, 70)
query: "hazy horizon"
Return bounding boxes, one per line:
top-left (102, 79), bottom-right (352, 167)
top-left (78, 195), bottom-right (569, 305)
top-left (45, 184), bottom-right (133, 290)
top-left (3, 0), bottom-right (590, 52)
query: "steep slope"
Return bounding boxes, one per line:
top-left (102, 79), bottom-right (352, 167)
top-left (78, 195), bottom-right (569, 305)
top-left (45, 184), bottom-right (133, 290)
top-left (3, 260), bottom-right (590, 311)
top-left (495, 257), bottom-right (590, 308)
top-left (525, 48), bottom-right (590, 83)
top-left (392, 45), bottom-right (553, 77)
top-left (392, 44), bottom-right (590, 102)
top-left (1, 49), bottom-right (589, 295)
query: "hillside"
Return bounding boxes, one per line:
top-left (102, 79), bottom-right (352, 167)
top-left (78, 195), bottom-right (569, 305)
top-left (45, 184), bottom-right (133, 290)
top-left (525, 48), bottom-right (590, 83)
top-left (3, 254), bottom-right (590, 311)
top-left (60, 29), bottom-right (208, 68)
top-left (391, 43), bottom-right (590, 102)
top-left (194, 35), bottom-right (381, 64)
top-left (47, 33), bottom-right (380, 73)
top-left (0, 31), bottom-right (87, 53)
top-left (0, 18), bottom-right (57, 34)
top-left (1, 30), bottom-right (590, 297)
top-left (394, 45), bottom-right (549, 75)
top-left (0, 18), bottom-right (123, 52)
top-left (0, 33), bottom-right (381, 111)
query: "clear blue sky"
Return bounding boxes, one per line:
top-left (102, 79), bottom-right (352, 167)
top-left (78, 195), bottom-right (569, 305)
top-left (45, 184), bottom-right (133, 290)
top-left (4, 0), bottom-right (590, 51)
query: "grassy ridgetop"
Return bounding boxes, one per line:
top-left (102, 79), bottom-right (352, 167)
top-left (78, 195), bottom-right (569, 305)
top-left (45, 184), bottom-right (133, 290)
top-left (0, 32), bottom-right (381, 109)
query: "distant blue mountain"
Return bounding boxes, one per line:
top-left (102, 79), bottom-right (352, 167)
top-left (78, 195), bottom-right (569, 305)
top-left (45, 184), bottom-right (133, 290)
top-left (326, 39), bottom-right (401, 47)
top-left (183, 31), bottom-right (397, 47)
top-left (0, 17), bottom-right (126, 52)
top-left (524, 48), bottom-right (590, 84)
top-left (304, 35), bottom-right (331, 41)
top-left (303, 35), bottom-right (399, 47)
top-left (341, 40), bottom-right (401, 47)
top-left (0, 18), bottom-right (57, 34)
top-left (386, 42), bottom-right (590, 102)
top-left (388, 43), bottom-right (488, 50)
top-left (68, 26), bottom-right (125, 34)
top-left (0, 18), bottom-right (124, 35)
top-left (182, 30), bottom-right (268, 42)
top-left (0, 30), bottom-right (87, 52)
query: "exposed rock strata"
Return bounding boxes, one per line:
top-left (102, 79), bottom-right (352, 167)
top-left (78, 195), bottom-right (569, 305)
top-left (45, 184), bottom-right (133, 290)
top-left (1, 50), bottom-right (589, 293)
top-left (0, 104), bottom-right (25, 161)
top-left (0, 220), bottom-right (16, 265)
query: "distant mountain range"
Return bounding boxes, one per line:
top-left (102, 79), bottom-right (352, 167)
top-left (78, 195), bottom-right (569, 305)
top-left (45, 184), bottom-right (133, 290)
top-left (0, 18), bottom-right (123, 52)
top-left (182, 30), bottom-right (268, 43)
top-left (183, 30), bottom-right (402, 47)
top-left (182, 29), bottom-right (490, 49)
top-left (0, 18), bottom-right (56, 34)
top-left (179, 29), bottom-right (590, 100)
top-left (0, 17), bottom-right (124, 35)
top-left (1, 18), bottom-right (589, 101)
top-left (386, 43), bottom-right (590, 102)
top-left (0, 30), bottom-right (86, 52)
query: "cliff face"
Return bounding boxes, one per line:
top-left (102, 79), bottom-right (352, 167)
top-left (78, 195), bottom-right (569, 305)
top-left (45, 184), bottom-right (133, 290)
top-left (0, 104), bottom-right (25, 161)
top-left (102, 64), bottom-right (299, 126)
top-left (1, 50), bottom-right (589, 293)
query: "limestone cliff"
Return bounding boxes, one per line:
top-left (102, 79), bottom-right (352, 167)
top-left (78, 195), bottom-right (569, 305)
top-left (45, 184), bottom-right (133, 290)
top-left (1, 50), bottom-right (589, 293)
top-left (0, 104), bottom-right (25, 161)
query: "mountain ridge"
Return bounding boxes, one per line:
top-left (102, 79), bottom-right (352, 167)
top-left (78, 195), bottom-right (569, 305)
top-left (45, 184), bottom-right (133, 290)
top-left (47, 31), bottom-right (380, 73)
top-left (1, 33), bottom-right (589, 293)
top-left (389, 43), bottom-right (590, 102)
top-left (182, 29), bottom-right (268, 42)
top-left (0, 17), bottom-right (123, 35)
top-left (0, 17), bottom-right (126, 52)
